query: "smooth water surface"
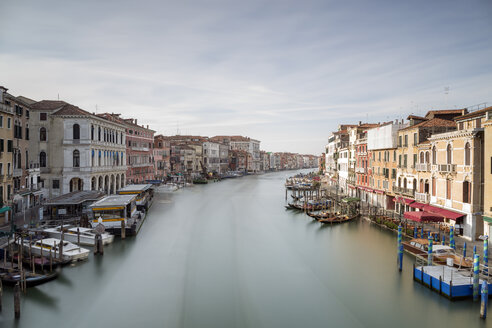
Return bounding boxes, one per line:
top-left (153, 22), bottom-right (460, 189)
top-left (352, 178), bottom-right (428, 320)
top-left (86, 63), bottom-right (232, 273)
top-left (0, 170), bottom-right (489, 327)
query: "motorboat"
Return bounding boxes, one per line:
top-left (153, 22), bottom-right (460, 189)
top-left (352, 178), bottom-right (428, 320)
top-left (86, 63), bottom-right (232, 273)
top-left (402, 239), bottom-right (472, 268)
top-left (17, 238), bottom-right (90, 262)
top-left (43, 225), bottom-right (114, 246)
top-left (157, 184), bottom-right (179, 192)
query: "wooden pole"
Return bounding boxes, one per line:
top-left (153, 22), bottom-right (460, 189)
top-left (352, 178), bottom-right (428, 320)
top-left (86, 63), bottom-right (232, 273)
top-left (98, 235), bottom-right (104, 255)
top-left (77, 227), bottom-right (80, 246)
top-left (59, 231), bottom-right (64, 260)
top-left (121, 220), bottom-right (126, 239)
top-left (14, 283), bottom-right (20, 319)
top-left (0, 279), bottom-right (2, 312)
top-left (49, 248), bottom-right (53, 273)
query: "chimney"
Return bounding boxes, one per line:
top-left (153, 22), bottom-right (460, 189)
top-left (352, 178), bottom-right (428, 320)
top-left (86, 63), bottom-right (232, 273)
top-left (134, 119), bottom-right (137, 125)
top-left (147, 125), bottom-right (149, 129)
top-left (358, 121), bottom-right (362, 126)
top-left (394, 119), bottom-right (398, 124)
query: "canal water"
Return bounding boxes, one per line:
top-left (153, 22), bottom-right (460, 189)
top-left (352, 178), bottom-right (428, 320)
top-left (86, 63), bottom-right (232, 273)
top-left (0, 170), bottom-right (489, 327)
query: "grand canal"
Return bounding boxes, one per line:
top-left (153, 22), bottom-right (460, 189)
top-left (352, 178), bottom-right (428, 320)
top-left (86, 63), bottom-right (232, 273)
top-left (0, 170), bottom-right (488, 327)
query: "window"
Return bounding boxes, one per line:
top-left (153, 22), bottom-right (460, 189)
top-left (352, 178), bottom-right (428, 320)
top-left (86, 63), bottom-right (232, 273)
top-left (25, 126), bottom-right (29, 140)
top-left (403, 154), bottom-right (407, 168)
top-left (420, 152), bottom-right (424, 163)
top-left (392, 169), bottom-right (396, 179)
top-left (413, 133), bottom-right (417, 145)
top-left (40, 151), bottom-right (46, 167)
top-left (446, 144), bottom-right (452, 164)
top-left (40, 127), bottom-right (47, 141)
top-left (459, 122), bottom-right (464, 130)
top-left (393, 151), bottom-right (396, 161)
top-left (378, 152), bottom-right (381, 161)
top-left (7, 140), bottom-right (12, 152)
top-left (0, 139), bottom-right (3, 152)
top-left (464, 143), bottom-right (470, 166)
top-left (398, 155), bottom-right (402, 167)
top-left (398, 136), bottom-right (402, 147)
top-left (25, 150), bottom-right (28, 168)
top-left (413, 154), bottom-right (417, 167)
top-left (40, 113), bottom-right (47, 120)
top-left (476, 118), bottom-right (481, 128)
top-left (425, 151), bottom-right (430, 163)
top-left (7, 118), bottom-right (11, 129)
top-left (432, 146), bottom-right (437, 165)
top-left (17, 152), bottom-right (21, 169)
top-left (73, 124), bottom-right (80, 139)
top-left (0, 116), bottom-right (3, 127)
top-left (52, 179), bottom-right (60, 189)
top-left (462, 181), bottom-right (471, 204)
top-left (73, 150), bottom-right (80, 167)
top-left (98, 127), bottom-right (101, 141)
top-left (91, 125), bottom-right (94, 140)
top-left (26, 110), bottom-right (29, 118)
top-left (446, 179), bottom-right (451, 199)
top-left (404, 135), bottom-right (408, 147)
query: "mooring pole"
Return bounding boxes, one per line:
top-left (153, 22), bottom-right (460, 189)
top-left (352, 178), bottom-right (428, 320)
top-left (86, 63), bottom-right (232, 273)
top-left (473, 254), bottom-right (480, 301)
top-left (14, 283), bottom-right (20, 319)
top-left (398, 225), bottom-right (403, 272)
top-left (480, 280), bottom-right (488, 319)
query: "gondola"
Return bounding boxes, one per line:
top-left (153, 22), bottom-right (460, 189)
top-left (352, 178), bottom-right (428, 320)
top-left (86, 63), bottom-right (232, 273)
top-left (0, 268), bottom-right (59, 287)
top-left (318, 215), bottom-right (354, 224)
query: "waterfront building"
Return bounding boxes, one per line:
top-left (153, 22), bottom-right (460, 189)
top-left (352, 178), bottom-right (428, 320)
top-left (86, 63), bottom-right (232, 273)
top-left (353, 123), bottom-right (380, 202)
top-left (415, 140), bottom-right (432, 205)
top-left (98, 114), bottom-right (155, 184)
top-left (218, 143), bottom-right (229, 174)
top-left (483, 108), bottom-right (492, 236)
top-left (0, 86), bottom-right (14, 222)
top-left (228, 149), bottom-right (249, 172)
top-left (324, 134), bottom-right (336, 178)
top-left (3, 92), bottom-right (43, 213)
top-left (395, 116), bottom-right (458, 214)
top-left (203, 141), bottom-right (221, 174)
top-left (260, 151), bottom-right (271, 172)
top-left (30, 101), bottom-right (127, 198)
top-left (367, 121), bottom-right (406, 209)
top-left (153, 135), bottom-right (170, 181)
top-left (427, 107), bottom-right (489, 240)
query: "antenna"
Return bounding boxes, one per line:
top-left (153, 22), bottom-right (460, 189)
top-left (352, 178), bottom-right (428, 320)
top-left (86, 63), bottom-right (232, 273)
top-left (57, 93), bottom-right (60, 100)
top-left (444, 86), bottom-right (450, 108)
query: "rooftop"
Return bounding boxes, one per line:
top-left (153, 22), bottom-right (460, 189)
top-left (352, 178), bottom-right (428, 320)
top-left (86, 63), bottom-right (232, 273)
top-left (90, 194), bottom-right (136, 208)
top-left (400, 117), bottom-right (456, 131)
top-left (117, 184), bottom-right (152, 193)
top-left (45, 190), bottom-right (106, 206)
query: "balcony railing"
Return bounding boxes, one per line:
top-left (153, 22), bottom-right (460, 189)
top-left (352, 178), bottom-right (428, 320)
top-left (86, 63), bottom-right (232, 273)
top-left (438, 164), bottom-right (457, 173)
top-left (393, 185), bottom-right (415, 197)
top-left (355, 167), bottom-right (366, 173)
top-left (415, 192), bottom-right (430, 203)
top-left (415, 163), bottom-right (430, 172)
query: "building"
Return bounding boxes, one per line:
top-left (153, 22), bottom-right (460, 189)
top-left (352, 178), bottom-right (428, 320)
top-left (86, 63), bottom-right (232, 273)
top-left (367, 121), bottom-right (406, 209)
top-left (483, 108), bottom-right (492, 236)
top-left (203, 141), bottom-right (221, 174)
top-left (153, 135), bottom-right (170, 181)
top-left (98, 114), bottom-right (155, 184)
top-left (219, 143), bottom-right (229, 174)
top-left (30, 101), bottom-right (127, 198)
top-left (394, 116), bottom-right (458, 214)
top-left (427, 108), bottom-right (488, 240)
top-left (0, 86), bottom-right (14, 222)
top-left (210, 136), bottom-right (261, 172)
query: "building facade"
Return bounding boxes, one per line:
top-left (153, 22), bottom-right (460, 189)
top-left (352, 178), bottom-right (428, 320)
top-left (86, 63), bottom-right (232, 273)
top-left (30, 101), bottom-right (127, 198)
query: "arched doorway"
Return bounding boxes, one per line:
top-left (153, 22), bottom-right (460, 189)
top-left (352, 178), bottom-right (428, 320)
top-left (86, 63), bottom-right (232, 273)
top-left (104, 175), bottom-right (109, 194)
top-left (110, 175), bottom-right (115, 194)
top-left (116, 175), bottom-right (120, 191)
top-left (98, 176), bottom-right (103, 191)
top-left (70, 177), bottom-right (83, 192)
top-left (91, 177), bottom-right (96, 190)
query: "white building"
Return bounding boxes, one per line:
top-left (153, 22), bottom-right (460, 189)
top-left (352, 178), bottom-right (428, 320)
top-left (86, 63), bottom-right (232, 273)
top-left (203, 141), bottom-right (221, 174)
top-left (30, 101), bottom-right (127, 198)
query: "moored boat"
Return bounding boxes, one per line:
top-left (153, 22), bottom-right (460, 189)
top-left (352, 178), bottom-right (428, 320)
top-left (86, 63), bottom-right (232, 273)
top-left (16, 238), bottom-right (90, 263)
top-left (0, 268), bottom-right (59, 287)
top-left (402, 239), bottom-right (472, 268)
top-left (43, 225), bottom-right (114, 246)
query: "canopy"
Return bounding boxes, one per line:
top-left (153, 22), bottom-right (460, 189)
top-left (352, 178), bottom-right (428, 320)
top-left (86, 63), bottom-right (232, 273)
top-left (394, 196), bottom-right (414, 205)
top-left (409, 202), bottom-right (426, 210)
top-left (0, 206), bottom-right (11, 214)
top-left (404, 211), bottom-right (444, 223)
top-left (422, 205), bottom-right (465, 220)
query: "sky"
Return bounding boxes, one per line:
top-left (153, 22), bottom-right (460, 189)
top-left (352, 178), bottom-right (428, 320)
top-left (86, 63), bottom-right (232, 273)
top-left (1, 0), bottom-right (491, 155)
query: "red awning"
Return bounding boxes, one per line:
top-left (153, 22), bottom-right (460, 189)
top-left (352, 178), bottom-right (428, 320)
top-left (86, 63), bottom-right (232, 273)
top-left (348, 185), bottom-right (356, 189)
top-left (422, 205), bottom-right (465, 220)
top-left (409, 202), bottom-right (426, 210)
top-left (392, 196), bottom-right (414, 205)
top-left (404, 211), bottom-right (444, 222)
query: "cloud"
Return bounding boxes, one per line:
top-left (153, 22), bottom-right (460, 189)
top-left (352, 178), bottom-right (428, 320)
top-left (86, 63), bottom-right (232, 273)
top-left (0, 0), bottom-right (491, 154)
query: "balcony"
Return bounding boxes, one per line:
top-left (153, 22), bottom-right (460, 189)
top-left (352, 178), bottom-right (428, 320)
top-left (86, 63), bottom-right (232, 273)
top-left (415, 163), bottom-right (430, 172)
top-left (131, 146), bottom-right (150, 152)
top-left (393, 185), bottom-right (415, 197)
top-left (438, 164), bottom-right (457, 173)
top-left (13, 168), bottom-right (23, 177)
top-left (0, 103), bottom-right (13, 114)
top-left (415, 192), bottom-right (430, 203)
top-left (355, 167), bottom-right (366, 173)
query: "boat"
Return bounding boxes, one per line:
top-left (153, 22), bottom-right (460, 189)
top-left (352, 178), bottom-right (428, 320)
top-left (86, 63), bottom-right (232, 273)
top-left (16, 238), bottom-right (90, 263)
top-left (192, 177), bottom-right (208, 184)
top-left (157, 183), bottom-right (179, 192)
top-left (319, 215), bottom-right (354, 224)
top-left (0, 268), bottom-right (59, 287)
top-left (402, 239), bottom-right (472, 268)
top-left (43, 225), bottom-right (114, 246)
top-left (90, 194), bottom-right (145, 236)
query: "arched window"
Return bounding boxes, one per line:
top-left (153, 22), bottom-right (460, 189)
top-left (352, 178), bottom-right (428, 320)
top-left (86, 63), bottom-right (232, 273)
top-left (464, 142), bottom-right (470, 166)
top-left (425, 151), bottom-right (430, 164)
top-left (432, 146), bottom-right (437, 165)
top-left (73, 150), bottom-right (80, 167)
top-left (91, 125), bottom-right (94, 140)
top-left (403, 178), bottom-right (407, 189)
top-left (73, 124), bottom-right (80, 140)
top-left (40, 127), bottom-right (47, 141)
top-left (446, 144), bottom-right (452, 164)
top-left (419, 152), bottom-right (424, 163)
top-left (98, 127), bottom-right (101, 141)
top-left (432, 177), bottom-right (436, 196)
top-left (40, 151), bottom-right (46, 167)
top-left (17, 152), bottom-right (21, 169)
top-left (462, 180), bottom-right (471, 204)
